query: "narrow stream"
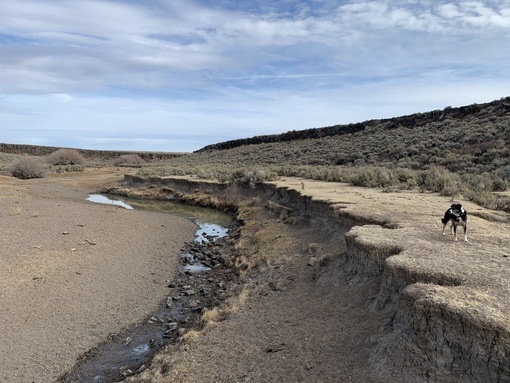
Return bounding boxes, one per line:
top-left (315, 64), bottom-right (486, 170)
top-left (60, 195), bottom-right (233, 383)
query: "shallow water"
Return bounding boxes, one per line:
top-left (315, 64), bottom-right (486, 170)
top-left (87, 194), bottom-right (231, 243)
top-left (86, 194), bottom-right (134, 209)
top-left (65, 195), bottom-right (232, 383)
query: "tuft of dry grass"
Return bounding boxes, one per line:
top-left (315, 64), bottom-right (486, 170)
top-left (200, 307), bottom-right (228, 324)
top-left (180, 329), bottom-right (202, 343)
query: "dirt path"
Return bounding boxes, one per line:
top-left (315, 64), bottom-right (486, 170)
top-left (0, 169), bottom-right (197, 383)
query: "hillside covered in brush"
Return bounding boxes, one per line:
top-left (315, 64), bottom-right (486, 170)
top-left (196, 97), bottom-right (510, 176)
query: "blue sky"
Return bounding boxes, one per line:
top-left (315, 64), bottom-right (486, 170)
top-left (1, 1), bottom-right (509, 152)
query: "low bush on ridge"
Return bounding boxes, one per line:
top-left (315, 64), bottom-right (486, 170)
top-left (46, 149), bottom-right (86, 166)
top-left (113, 154), bottom-right (146, 166)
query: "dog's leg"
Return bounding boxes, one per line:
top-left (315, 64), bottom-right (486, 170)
top-left (463, 222), bottom-right (468, 242)
top-left (453, 223), bottom-right (458, 242)
top-left (441, 216), bottom-right (450, 236)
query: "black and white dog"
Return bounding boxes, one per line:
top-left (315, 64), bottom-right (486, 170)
top-left (441, 204), bottom-right (468, 242)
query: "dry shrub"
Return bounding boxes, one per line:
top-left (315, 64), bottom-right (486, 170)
top-left (113, 154), bottom-right (146, 166)
top-left (8, 157), bottom-right (48, 179)
top-left (52, 164), bottom-right (85, 173)
top-left (47, 148), bottom-right (86, 165)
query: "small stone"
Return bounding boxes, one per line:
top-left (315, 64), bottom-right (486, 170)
top-left (123, 337), bottom-right (132, 345)
top-left (166, 322), bottom-right (178, 330)
top-left (307, 257), bottom-right (319, 267)
top-left (266, 343), bottom-right (285, 353)
top-left (307, 243), bottom-right (322, 254)
top-left (137, 365), bottom-right (147, 373)
top-left (121, 369), bottom-right (133, 377)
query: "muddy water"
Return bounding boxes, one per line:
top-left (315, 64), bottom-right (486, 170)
top-left (59, 195), bottom-right (232, 383)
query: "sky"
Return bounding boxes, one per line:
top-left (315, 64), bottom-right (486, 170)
top-left (1, 1), bottom-right (510, 152)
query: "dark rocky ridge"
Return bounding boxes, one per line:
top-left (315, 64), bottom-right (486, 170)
top-left (0, 143), bottom-right (183, 161)
top-left (196, 96), bottom-right (510, 153)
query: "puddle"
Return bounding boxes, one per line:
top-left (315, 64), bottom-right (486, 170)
top-left (86, 194), bottom-right (134, 210)
top-left (62, 195), bottom-right (233, 383)
top-left (194, 222), bottom-right (229, 244)
top-left (182, 263), bottom-right (211, 273)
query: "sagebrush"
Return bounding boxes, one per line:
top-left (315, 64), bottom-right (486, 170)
top-left (47, 149), bottom-right (86, 165)
top-left (8, 157), bottom-right (48, 179)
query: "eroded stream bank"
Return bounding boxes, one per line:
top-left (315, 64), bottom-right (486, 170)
top-left (86, 174), bottom-right (509, 383)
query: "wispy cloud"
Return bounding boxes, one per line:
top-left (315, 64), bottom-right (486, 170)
top-left (1, 1), bottom-right (509, 151)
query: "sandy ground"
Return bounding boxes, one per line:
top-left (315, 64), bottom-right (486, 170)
top-left (0, 169), bottom-right (197, 383)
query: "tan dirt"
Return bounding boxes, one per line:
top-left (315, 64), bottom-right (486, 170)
top-left (0, 169), bottom-right (197, 383)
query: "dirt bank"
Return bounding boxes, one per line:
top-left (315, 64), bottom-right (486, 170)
top-left (0, 169), bottom-right (197, 383)
top-left (113, 174), bottom-right (510, 383)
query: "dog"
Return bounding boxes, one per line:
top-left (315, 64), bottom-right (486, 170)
top-left (441, 203), bottom-right (468, 242)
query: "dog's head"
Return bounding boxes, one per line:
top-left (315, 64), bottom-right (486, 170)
top-left (450, 204), bottom-right (463, 214)
top-left (449, 204), bottom-right (467, 221)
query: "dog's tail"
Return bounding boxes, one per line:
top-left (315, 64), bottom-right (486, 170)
top-left (441, 217), bottom-right (447, 225)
